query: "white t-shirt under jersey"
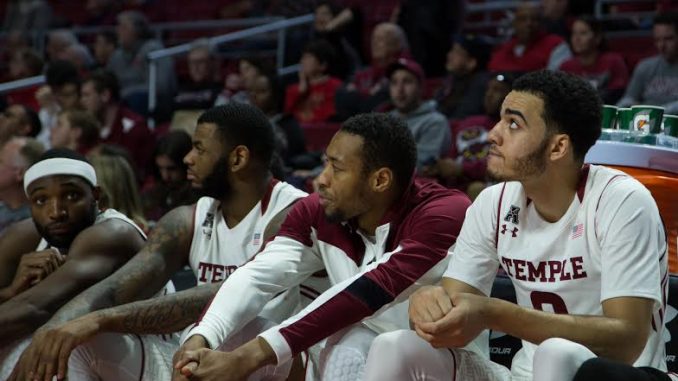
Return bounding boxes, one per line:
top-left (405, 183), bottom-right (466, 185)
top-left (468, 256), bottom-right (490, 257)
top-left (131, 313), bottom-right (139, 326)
top-left (445, 164), bottom-right (668, 378)
top-left (36, 208), bottom-right (147, 250)
top-left (188, 180), bottom-right (308, 323)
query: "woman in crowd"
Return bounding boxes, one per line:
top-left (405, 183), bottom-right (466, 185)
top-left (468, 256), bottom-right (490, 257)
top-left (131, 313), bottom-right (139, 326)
top-left (558, 16), bottom-right (629, 104)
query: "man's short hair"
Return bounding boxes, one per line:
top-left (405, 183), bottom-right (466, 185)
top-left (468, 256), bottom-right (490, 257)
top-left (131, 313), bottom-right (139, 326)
top-left (197, 104), bottom-right (276, 169)
top-left (85, 69), bottom-right (120, 101)
top-left (340, 113), bottom-right (416, 192)
top-left (303, 39), bottom-right (337, 67)
top-left (512, 70), bottom-right (601, 162)
top-left (45, 60), bottom-right (80, 89)
top-left (654, 11), bottom-right (678, 32)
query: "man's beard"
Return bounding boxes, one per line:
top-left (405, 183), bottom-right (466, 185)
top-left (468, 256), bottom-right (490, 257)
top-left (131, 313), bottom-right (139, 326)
top-left (488, 137), bottom-right (549, 182)
top-left (35, 206), bottom-right (98, 250)
top-left (200, 156), bottom-right (233, 200)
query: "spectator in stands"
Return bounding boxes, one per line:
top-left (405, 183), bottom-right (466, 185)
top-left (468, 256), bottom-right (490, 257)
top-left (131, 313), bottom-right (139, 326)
top-left (488, 3), bottom-right (571, 72)
top-left (559, 16), bottom-right (629, 104)
top-left (335, 22), bottom-right (409, 119)
top-left (141, 130), bottom-right (198, 222)
top-left (0, 137), bottom-right (44, 233)
top-left (173, 39), bottom-right (222, 111)
top-left (7, 48), bottom-right (43, 81)
top-left (618, 12), bottom-right (678, 113)
top-left (107, 10), bottom-right (176, 119)
top-left (250, 73), bottom-right (308, 170)
top-left (284, 39), bottom-right (343, 123)
top-left (214, 57), bottom-right (272, 106)
top-left (45, 30), bottom-right (78, 63)
top-left (394, 0), bottom-right (466, 77)
top-left (313, 1), bottom-right (363, 80)
top-left (4, 48), bottom-right (43, 111)
top-left (1, 0), bottom-right (51, 36)
top-left (388, 58), bottom-right (450, 170)
top-left (425, 72), bottom-right (516, 199)
top-left (89, 152), bottom-right (149, 233)
top-left (80, 70), bottom-right (153, 176)
top-left (542, 0), bottom-right (572, 38)
top-left (45, 60), bottom-right (81, 112)
top-left (62, 44), bottom-right (96, 72)
top-left (435, 34), bottom-right (492, 120)
top-left (49, 109), bottom-right (100, 155)
top-left (0, 105), bottom-right (42, 146)
top-left (93, 31), bottom-right (117, 68)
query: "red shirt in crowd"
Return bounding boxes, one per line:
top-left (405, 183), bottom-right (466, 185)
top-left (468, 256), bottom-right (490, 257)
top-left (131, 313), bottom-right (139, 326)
top-left (284, 77), bottom-right (342, 123)
top-left (558, 52), bottom-right (629, 92)
top-left (488, 32), bottom-right (566, 72)
top-left (102, 106), bottom-right (154, 173)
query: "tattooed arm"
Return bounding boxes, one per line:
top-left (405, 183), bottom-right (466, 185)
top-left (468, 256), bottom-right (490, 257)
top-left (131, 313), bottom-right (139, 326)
top-left (45, 205), bottom-right (195, 325)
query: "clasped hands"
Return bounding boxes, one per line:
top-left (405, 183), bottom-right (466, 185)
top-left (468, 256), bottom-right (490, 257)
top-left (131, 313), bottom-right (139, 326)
top-left (408, 285), bottom-right (490, 349)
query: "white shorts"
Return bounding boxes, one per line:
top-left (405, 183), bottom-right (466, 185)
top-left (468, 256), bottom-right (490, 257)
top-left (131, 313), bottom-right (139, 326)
top-left (0, 336), bottom-right (31, 380)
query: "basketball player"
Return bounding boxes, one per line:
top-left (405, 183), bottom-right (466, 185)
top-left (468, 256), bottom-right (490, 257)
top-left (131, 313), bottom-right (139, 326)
top-left (9, 103), bottom-right (310, 381)
top-left (361, 70), bottom-right (670, 381)
top-left (0, 149), bottom-right (147, 380)
top-left (172, 113), bottom-right (474, 381)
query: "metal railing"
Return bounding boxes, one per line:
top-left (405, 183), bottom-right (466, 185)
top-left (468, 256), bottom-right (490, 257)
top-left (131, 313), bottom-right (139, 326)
top-left (0, 76), bottom-right (45, 94)
top-left (146, 13), bottom-right (314, 126)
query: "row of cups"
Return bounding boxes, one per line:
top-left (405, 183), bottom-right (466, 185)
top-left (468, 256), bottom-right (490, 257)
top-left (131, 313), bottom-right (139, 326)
top-left (602, 105), bottom-right (678, 137)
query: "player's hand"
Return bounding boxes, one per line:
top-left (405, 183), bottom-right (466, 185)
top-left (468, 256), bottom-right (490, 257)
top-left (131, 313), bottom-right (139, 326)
top-left (409, 285), bottom-right (453, 326)
top-left (415, 292), bottom-right (490, 348)
top-left (172, 335), bottom-right (209, 381)
top-left (6, 248), bottom-right (64, 297)
top-left (175, 348), bottom-right (255, 381)
top-left (9, 314), bottom-right (100, 381)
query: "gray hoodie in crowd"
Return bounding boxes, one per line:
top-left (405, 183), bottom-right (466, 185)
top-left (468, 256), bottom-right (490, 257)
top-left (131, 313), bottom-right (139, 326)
top-left (391, 100), bottom-right (451, 170)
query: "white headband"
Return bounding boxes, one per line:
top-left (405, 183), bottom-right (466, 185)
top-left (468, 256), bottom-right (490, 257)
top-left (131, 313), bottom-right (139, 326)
top-left (24, 158), bottom-right (98, 195)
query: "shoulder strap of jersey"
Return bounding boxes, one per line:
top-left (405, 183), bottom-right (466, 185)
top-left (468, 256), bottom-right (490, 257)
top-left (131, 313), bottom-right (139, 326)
top-left (494, 182), bottom-right (507, 249)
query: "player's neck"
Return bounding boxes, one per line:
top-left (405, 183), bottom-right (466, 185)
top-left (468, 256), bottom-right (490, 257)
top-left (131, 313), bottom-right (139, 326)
top-left (221, 173), bottom-right (272, 228)
top-left (522, 166), bottom-right (581, 223)
top-left (356, 190), bottom-right (399, 235)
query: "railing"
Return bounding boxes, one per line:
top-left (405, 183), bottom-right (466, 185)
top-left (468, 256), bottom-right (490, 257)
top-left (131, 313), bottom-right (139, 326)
top-left (594, 0), bottom-right (657, 20)
top-left (0, 75), bottom-right (45, 94)
top-left (146, 13), bottom-right (314, 126)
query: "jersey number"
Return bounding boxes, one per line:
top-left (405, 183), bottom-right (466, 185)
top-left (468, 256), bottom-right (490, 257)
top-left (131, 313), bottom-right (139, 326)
top-left (530, 291), bottom-right (569, 314)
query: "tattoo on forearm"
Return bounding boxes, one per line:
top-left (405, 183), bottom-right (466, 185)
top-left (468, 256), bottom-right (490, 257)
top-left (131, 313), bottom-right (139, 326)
top-left (49, 208), bottom-right (194, 325)
top-left (114, 283), bottom-right (221, 334)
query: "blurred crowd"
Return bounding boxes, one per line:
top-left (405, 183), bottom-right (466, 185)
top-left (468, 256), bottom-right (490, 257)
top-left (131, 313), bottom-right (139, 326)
top-left (0, 0), bottom-right (677, 233)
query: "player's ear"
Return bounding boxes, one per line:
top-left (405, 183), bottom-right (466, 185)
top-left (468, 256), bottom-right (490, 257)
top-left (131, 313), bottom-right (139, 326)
top-left (548, 133), bottom-right (570, 162)
top-left (230, 145), bottom-right (250, 172)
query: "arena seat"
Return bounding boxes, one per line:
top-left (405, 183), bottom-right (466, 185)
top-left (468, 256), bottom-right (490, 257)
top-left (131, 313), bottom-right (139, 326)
top-left (301, 122), bottom-right (341, 152)
top-left (489, 273), bottom-right (523, 368)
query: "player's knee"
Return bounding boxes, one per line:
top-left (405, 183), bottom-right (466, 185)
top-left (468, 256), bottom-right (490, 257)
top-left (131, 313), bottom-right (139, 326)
top-left (534, 338), bottom-right (591, 370)
top-left (369, 330), bottom-right (430, 367)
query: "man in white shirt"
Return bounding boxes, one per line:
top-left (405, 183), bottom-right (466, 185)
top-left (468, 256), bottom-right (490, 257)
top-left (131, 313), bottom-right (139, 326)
top-left (363, 70), bottom-right (670, 381)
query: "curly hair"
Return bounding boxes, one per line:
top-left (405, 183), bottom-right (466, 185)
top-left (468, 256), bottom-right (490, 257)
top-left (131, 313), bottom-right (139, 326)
top-left (512, 70), bottom-right (601, 162)
top-left (340, 113), bottom-right (416, 192)
top-left (197, 103), bottom-right (276, 169)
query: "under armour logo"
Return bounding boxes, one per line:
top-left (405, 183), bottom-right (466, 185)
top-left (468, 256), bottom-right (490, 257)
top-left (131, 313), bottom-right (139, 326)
top-left (202, 212), bottom-right (215, 239)
top-left (504, 205), bottom-right (520, 224)
top-left (500, 224), bottom-right (519, 237)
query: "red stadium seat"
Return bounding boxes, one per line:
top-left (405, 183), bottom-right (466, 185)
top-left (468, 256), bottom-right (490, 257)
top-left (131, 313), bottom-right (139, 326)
top-left (301, 122), bottom-right (341, 153)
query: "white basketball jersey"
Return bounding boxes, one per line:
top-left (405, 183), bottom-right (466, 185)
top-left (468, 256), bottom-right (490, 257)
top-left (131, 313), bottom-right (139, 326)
top-left (447, 165), bottom-right (668, 378)
top-left (188, 180), bottom-right (307, 322)
top-left (36, 208), bottom-right (146, 251)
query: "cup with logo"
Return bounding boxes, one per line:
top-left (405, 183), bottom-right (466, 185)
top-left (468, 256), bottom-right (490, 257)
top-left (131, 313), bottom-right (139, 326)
top-left (616, 108), bottom-right (634, 130)
top-left (630, 105), bottom-right (664, 134)
top-left (662, 114), bottom-right (678, 137)
top-left (601, 105), bottom-right (618, 130)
